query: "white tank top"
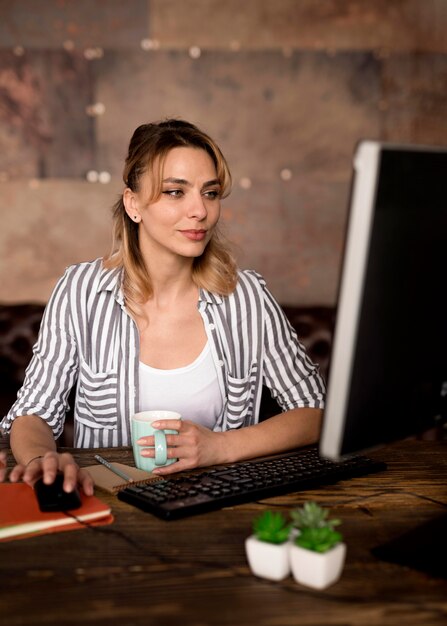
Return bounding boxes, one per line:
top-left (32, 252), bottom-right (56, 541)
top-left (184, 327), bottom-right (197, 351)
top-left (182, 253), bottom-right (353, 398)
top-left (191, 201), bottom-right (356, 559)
top-left (138, 342), bottom-right (223, 429)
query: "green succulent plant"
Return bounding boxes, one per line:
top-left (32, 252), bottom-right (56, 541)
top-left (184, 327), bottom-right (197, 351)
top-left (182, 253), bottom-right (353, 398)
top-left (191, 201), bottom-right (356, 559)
top-left (290, 501), bottom-right (341, 531)
top-left (290, 502), bottom-right (343, 553)
top-left (252, 510), bottom-right (292, 545)
top-left (294, 526), bottom-right (342, 553)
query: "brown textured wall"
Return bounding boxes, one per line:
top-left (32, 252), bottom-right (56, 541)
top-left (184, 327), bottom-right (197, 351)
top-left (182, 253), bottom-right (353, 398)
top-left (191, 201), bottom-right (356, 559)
top-left (0, 0), bottom-right (446, 305)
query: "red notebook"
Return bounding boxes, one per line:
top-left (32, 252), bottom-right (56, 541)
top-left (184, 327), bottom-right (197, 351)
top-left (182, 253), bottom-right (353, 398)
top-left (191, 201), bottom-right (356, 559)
top-left (0, 482), bottom-right (113, 542)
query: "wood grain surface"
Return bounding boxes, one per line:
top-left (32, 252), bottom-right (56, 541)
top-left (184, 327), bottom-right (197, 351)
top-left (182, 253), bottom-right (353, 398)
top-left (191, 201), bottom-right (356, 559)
top-left (1, 439), bottom-right (446, 626)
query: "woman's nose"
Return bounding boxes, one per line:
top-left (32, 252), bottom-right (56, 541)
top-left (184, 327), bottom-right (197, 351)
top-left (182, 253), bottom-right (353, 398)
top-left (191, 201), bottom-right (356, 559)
top-left (187, 192), bottom-right (208, 219)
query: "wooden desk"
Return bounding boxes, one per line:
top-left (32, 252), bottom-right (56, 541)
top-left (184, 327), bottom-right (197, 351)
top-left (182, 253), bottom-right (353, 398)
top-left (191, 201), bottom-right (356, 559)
top-left (1, 440), bottom-right (446, 626)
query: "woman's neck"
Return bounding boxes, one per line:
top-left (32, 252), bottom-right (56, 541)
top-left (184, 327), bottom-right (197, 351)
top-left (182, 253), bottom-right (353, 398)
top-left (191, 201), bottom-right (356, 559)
top-left (144, 258), bottom-right (197, 307)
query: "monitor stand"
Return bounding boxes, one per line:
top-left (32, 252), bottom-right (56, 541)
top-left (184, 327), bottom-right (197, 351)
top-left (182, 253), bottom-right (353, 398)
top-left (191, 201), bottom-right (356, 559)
top-left (371, 512), bottom-right (447, 579)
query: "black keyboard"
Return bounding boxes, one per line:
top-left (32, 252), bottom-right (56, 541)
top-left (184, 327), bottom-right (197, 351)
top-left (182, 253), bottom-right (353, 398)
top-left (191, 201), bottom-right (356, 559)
top-left (117, 447), bottom-right (387, 520)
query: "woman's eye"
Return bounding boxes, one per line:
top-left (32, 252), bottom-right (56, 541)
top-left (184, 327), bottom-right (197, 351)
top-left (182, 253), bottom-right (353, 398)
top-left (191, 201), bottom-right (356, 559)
top-left (203, 190), bottom-right (220, 199)
top-left (163, 189), bottom-right (183, 197)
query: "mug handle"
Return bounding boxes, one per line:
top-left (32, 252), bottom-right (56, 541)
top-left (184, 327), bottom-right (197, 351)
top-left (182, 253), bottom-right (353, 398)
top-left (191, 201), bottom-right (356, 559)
top-left (154, 430), bottom-right (168, 466)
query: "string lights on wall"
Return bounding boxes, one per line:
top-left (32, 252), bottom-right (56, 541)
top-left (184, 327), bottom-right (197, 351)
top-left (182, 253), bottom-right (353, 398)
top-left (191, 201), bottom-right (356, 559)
top-left (1, 36), bottom-right (398, 189)
top-left (3, 37), bottom-right (291, 187)
top-left (89, 37), bottom-right (297, 187)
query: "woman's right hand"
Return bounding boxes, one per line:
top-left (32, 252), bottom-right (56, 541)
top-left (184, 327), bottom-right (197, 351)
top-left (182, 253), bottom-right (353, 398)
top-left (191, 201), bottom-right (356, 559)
top-left (8, 450), bottom-right (94, 496)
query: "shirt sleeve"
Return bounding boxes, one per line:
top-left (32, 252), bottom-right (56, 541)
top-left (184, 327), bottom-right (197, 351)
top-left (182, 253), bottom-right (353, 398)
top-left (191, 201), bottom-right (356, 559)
top-left (259, 275), bottom-right (326, 411)
top-left (0, 268), bottom-right (79, 440)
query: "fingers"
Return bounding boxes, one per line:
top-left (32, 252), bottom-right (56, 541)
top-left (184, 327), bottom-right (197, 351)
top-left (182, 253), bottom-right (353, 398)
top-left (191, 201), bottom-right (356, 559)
top-left (136, 435), bottom-right (156, 447)
top-left (0, 450), bottom-right (7, 482)
top-left (137, 419), bottom-right (195, 447)
top-left (151, 451), bottom-right (197, 475)
top-left (78, 468), bottom-right (95, 496)
top-left (51, 452), bottom-right (94, 495)
top-left (58, 453), bottom-right (80, 492)
top-left (9, 451), bottom-right (95, 496)
top-left (139, 421), bottom-right (203, 468)
top-left (139, 432), bottom-right (181, 457)
top-left (151, 462), bottom-right (182, 476)
top-left (9, 462), bottom-right (31, 484)
top-left (137, 419), bottom-right (197, 445)
top-left (151, 419), bottom-right (183, 432)
top-left (144, 442), bottom-right (200, 476)
top-left (30, 451), bottom-right (60, 485)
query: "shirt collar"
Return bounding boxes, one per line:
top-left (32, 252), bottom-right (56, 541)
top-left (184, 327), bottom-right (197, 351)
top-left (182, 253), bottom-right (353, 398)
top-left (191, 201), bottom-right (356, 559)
top-left (97, 264), bottom-right (224, 307)
top-left (97, 264), bottom-right (125, 304)
top-left (198, 288), bottom-right (223, 305)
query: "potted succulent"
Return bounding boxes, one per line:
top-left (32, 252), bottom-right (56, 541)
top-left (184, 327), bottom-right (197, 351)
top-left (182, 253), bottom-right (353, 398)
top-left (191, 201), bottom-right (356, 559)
top-left (245, 510), bottom-right (292, 581)
top-left (289, 501), bottom-right (346, 589)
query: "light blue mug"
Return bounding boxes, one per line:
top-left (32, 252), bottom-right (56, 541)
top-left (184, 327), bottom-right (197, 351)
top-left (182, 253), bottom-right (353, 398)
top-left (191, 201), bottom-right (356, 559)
top-left (131, 410), bottom-right (181, 472)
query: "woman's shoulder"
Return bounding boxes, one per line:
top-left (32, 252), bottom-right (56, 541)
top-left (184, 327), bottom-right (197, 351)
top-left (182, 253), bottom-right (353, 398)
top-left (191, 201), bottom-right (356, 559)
top-left (56, 258), bottom-right (122, 294)
top-left (215, 269), bottom-right (268, 310)
top-left (63, 256), bottom-right (103, 272)
top-left (233, 269), bottom-right (269, 299)
top-left (236, 268), bottom-right (267, 289)
top-left (232, 270), bottom-right (282, 313)
top-left (62, 257), bottom-right (116, 279)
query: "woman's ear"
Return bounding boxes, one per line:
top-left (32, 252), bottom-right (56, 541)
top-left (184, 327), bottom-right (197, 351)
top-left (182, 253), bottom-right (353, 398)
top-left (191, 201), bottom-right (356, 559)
top-left (123, 188), bottom-right (141, 223)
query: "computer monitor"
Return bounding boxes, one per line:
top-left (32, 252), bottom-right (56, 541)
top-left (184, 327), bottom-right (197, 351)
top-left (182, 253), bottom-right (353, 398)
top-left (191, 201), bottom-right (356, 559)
top-left (320, 141), bottom-right (447, 461)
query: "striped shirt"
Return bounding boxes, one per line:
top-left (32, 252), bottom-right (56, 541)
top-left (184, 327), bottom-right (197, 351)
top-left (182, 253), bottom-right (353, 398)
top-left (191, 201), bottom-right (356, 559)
top-left (1, 258), bottom-right (325, 448)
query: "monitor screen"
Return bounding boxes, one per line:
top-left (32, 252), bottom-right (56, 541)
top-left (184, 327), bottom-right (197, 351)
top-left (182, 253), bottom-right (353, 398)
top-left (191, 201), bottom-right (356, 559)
top-left (320, 141), bottom-right (447, 460)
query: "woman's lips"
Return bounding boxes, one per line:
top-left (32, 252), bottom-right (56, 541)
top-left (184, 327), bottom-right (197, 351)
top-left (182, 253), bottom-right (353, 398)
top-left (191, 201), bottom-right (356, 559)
top-left (179, 230), bottom-right (207, 241)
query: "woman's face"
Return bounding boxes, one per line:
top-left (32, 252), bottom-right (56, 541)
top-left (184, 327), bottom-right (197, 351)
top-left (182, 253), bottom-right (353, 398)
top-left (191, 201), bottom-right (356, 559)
top-left (125, 146), bottom-right (222, 264)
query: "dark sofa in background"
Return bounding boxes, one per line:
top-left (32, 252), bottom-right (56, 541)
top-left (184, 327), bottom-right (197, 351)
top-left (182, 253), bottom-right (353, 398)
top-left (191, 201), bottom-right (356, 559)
top-left (0, 303), bottom-right (335, 449)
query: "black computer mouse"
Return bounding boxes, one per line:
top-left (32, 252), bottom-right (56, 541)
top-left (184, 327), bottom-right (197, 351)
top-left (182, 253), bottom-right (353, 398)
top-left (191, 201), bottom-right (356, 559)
top-left (34, 471), bottom-right (82, 512)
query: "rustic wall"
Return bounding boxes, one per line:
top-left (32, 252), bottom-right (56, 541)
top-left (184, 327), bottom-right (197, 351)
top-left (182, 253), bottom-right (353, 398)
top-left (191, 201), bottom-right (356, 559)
top-left (0, 0), bottom-right (446, 305)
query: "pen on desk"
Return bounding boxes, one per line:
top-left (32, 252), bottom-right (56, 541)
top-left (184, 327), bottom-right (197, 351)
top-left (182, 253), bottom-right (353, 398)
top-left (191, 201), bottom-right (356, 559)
top-left (94, 454), bottom-right (133, 482)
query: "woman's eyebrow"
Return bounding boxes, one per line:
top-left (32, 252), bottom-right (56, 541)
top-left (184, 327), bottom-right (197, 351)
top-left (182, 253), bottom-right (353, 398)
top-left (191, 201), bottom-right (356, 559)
top-left (163, 177), bottom-right (190, 186)
top-left (202, 179), bottom-right (221, 188)
top-left (162, 177), bottom-right (221, 188)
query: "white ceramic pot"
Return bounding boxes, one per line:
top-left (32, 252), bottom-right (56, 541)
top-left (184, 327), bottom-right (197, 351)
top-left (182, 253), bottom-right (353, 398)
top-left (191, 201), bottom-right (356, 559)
top-left (289, 542), bottom-right (346, 589)
top-left (245, 535), bottom-right (291, 581)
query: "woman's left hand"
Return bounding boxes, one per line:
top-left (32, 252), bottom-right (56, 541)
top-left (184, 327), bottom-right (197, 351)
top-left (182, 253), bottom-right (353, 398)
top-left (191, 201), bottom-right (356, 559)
top-left (0, 450), bottom-right (7, 482)
top-left (136, 419), bottom-right (227, 475)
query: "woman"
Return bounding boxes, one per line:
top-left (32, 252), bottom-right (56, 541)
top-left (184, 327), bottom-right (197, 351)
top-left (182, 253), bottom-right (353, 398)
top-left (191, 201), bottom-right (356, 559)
top-left (1, 119), bottom-right (325, 496)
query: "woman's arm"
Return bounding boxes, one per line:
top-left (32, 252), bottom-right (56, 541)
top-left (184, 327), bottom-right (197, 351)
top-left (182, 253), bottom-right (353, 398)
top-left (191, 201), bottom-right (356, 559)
top-left (1, 267), bottom-right (80, 445)
top-left (9, 414), bottom-right (57, 465)
top-left (8, 415), bottom-right (94, 495)
top-left (219, 407), bottom-right (323, 463)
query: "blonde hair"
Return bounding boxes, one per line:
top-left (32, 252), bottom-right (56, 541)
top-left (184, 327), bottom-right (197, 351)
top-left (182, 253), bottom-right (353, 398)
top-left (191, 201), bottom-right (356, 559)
top-left (104, 119), bottom-right (238, 314)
